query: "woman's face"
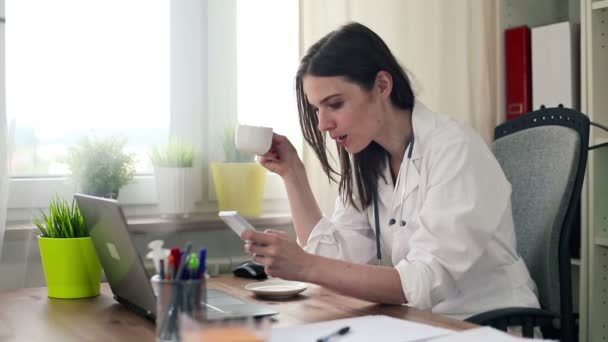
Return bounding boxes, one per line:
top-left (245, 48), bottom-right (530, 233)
top-left (303, 75), bottom-right (383, 154)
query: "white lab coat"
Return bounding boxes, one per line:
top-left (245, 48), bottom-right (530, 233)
top-left (303, 101), bottom-right (540, 318)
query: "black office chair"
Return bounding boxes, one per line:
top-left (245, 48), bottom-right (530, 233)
top-left (465, 107), bottom-right (589, 341)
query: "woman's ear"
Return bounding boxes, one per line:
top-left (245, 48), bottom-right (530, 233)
top-left (375, 71), bottom-right (393, 99)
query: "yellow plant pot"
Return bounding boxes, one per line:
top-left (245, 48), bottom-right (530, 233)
top-left (211, 162), bottom-right (266, 217)
top-left (38, 236), bottom-right (102, 299)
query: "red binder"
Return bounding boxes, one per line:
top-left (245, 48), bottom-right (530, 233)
top-left (505, 26), bottom-right (532, 121)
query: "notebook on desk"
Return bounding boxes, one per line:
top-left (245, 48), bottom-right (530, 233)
top-left (74, 193), bottom-right (278, 322)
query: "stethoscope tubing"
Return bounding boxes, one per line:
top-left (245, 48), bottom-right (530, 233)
top-left (373, 135), bottom-right (415, 264)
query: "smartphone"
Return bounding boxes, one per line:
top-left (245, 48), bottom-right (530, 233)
top-left (218, 211), bottom-right (257, 237)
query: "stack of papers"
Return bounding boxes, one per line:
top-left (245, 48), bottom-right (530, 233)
top-left (429, 326), bottom-right (554, 341)
top-left (271, 315), bottom-right (554, 341)
top-left (270, 315), bottom-right (452, 342)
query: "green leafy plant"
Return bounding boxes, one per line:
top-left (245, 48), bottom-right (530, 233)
top-left (150, 139), bottom-right (196, 167)
top-left (66, 136), bottom-right (136, 199)
top-left (33, 196), bottom-right (87, 238)
top-left (222, 125), bottom-right (254, 163)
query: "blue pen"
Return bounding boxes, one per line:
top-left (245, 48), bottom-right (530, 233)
top-left (159, 259), bottom-right (165, 280)
top-left (198, 247), bottom-right (207, 278)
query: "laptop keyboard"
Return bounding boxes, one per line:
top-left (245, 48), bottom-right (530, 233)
top-left (206, 289), bottom-right (247, 307)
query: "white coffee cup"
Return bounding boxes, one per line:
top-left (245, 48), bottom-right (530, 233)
top-left (235, 124), bottom-right (273, 155)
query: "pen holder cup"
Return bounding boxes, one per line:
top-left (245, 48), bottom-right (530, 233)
top-left (151, 275), bottom-right (207, 342)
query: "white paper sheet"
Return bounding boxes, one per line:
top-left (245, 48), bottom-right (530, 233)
top-left (270, 315), bottom-right (453, 342)
top-left (427, 326), bottom-right (554, 341)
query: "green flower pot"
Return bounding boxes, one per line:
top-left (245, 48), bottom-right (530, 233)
top-left (38, 236), bottom-right (102, 299)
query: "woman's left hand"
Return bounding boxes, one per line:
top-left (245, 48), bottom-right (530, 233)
top-left (241, 229), bottom-right (313, 281)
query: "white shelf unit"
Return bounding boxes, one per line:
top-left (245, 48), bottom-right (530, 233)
top-left (583, 0), bottom-right (608, 340)
top-left (594, 136), bottom-right (608, 146)
top-left (591, 0), bottom-right (608, 10)
top-left (597, 237), bottom-right (608, 247)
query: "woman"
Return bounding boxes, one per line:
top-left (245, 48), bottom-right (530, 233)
top-left (241, 22), bottom-right (539, 318)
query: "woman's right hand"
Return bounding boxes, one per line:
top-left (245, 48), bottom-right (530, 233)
top-left (258, 133), bottom-right (303, 179)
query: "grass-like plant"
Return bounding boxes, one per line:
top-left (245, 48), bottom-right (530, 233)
top-left (222, 125), bottom-right (254, 163)
top-left (33, 196), bottom-right (88, 238)
top-left (150, 139), bottom-right (196, 167)
top-left (66, 136), bottom-right (136, 199)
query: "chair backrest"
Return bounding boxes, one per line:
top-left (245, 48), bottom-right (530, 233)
top-left (491, 107), bottom-right (588, 319)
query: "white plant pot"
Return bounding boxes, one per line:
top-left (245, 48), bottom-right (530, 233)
top-left (154, 167), bottom-right (196, 217)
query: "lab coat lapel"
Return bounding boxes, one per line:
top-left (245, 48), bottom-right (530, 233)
top-left (377, 162), bottom-right (395, 208)
top-left (376, 100), bottom-right (432, 210)
top-left (401, 157), bottom-right (420, 201)
top-left (376, 152), bottom-right (421, 211)
top-left (399, 100), bottom-right (428, 203)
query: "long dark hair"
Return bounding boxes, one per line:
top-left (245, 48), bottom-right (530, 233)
top-left (296, 22), bottom-right (415, 210)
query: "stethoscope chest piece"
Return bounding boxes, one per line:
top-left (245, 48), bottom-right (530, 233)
top-left (387, 219), bottom-right (407, 226)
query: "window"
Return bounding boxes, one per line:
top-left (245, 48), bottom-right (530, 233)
top-left (6, 0), bottom-right (170, 177)
top-left (5, 0), bottom-right (300, 220)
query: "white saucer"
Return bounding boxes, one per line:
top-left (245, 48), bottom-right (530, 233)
top-left (245, 279), bottom-right (308, 299)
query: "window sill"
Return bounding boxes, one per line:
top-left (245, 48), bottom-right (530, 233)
top-left (127, 212), bottom-right (292, 234)
top-left (5, 212), bottom-right (293, 238)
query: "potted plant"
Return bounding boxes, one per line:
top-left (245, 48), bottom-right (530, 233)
top-left (211, 125), bottom-right (266, 217)
top-left (34, 196), bottom-right (102, 298)
top-left (66, 136), bottom-right (136, 199)
top-left (150, 139), bottom-right (197, 217)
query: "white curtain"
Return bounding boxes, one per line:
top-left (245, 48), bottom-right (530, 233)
top-left (0, 1), bottom-right (23, 290)
top-left (0, 113), bottom-right (6, 264)
top-left (0, 0), bottom-right (7, 262)
top-left (0, 114), bottom-right (6, 263)
top-left (299, 0), bottom-right (498, 216)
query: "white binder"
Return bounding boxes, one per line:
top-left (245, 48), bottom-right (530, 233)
top-left (531, 21), bottom-right (579, 110)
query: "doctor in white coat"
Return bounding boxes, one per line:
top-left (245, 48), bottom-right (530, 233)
top-left (242, 22), bottom-right (540, 318)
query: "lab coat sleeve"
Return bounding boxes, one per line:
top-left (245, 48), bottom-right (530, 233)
top-left (395, 136), bottom-right (511, 309)
top-left (302, 196), bottom-right (376, 265)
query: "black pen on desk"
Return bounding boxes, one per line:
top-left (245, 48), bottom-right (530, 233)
top-left (316, 326), bottom-right (350, 342)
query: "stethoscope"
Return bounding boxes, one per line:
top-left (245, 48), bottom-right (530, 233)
top-left (373, 135), bottom-right (415, 265)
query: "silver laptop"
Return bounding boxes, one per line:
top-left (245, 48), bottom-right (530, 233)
top-left (74, 193), bottom-right (278, 322)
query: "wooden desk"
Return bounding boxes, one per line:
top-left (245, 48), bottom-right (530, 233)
top-left (0, 275), bottom-right (476, 341)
